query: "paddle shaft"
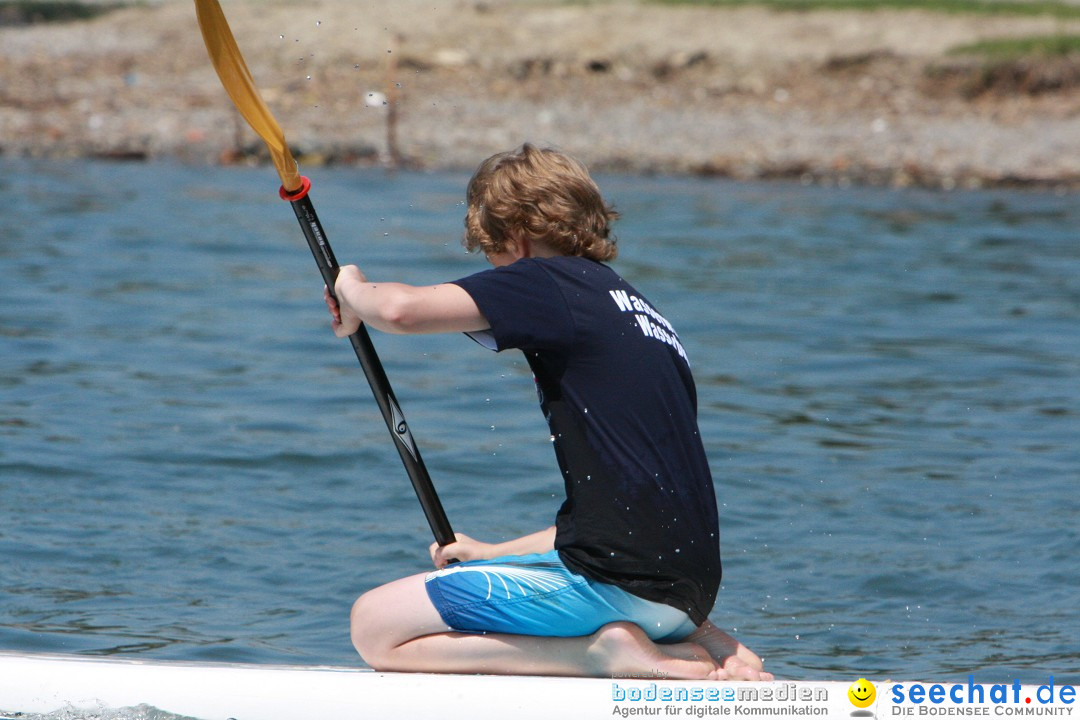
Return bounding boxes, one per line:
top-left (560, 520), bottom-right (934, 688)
top-left (282, 180), bottom-right (456, 547)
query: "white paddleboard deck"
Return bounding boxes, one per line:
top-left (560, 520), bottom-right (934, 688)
top-left (0, 652), bottom-right (1067, 720)
top-left (0, 652), bottom-right (838, 719)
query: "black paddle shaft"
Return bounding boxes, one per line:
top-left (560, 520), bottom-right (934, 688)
top-left (282, 181), bottom-right (456, 547)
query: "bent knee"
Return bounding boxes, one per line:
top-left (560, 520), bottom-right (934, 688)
top-left (349, 592), bottom-right (389, 666)
top-left (348, 574), bottom-right (443, 669)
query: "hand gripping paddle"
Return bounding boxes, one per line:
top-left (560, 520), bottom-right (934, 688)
top-left (194, 0), bottom-right (456, 547)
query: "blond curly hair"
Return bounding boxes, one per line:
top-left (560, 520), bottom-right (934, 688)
top-left (463, 144), bottom-right (619, 261)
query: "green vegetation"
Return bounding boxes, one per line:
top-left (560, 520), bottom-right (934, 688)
top-left (948, 34), bottom-right (1080, 58)
top-left (648, 0), bottom-right (1080, 19)
top-left (933, 34), bottom-right (1080, 97)
top-left (0, 1), bottom-right (128, 26)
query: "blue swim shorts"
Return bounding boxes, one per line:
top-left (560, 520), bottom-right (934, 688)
top-left (424, 550), bottom-right (698, 642)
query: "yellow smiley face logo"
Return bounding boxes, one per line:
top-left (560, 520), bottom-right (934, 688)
top-left (848, 678), bottom-right (876, 708)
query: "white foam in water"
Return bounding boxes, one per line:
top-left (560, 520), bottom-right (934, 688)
top-left (0, 706), bottom-right (201, 720)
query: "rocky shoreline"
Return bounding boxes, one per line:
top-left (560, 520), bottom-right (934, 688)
top-left (3, 0), bottom-right (1080, 189)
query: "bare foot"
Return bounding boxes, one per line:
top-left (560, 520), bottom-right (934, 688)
top-left (708, 654), bottom-right (776, 681)
top-left (656, 639), bottom-right (716, 665)
top-left (588, 621), bottom-right (717, 680)
top-left (685, 621), bottom-right (775, 682)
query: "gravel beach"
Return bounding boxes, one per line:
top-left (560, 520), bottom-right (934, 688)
top-left (3, 0), bottom-right (1080, 188)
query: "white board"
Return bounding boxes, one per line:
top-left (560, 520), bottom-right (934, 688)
top-left (1, 652), bottom-right (1071, 720)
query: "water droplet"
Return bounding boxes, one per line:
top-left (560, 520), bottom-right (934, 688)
top-left (675, 548), bottom-right (681, 553)
top-left (306, 75), bottom-right (312, 80)
top-left (549, 435), bottom-right (556, 442)
top-left (315, 20), bottom-right (321, 27)
top-left (279, 34), bottom-right (285, 39)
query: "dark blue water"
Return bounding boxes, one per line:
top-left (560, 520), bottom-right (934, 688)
top-left (1, 160), bottom-right (1077, 684)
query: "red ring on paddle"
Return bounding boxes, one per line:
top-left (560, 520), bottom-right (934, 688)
top-left (279, 176), bottom-right (312, 202)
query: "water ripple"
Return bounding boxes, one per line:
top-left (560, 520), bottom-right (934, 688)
top-left (1, 162), bottom-right (1077, 683)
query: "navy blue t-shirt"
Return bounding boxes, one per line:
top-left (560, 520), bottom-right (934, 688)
top-left (451, 256), bottom-right (722, 625)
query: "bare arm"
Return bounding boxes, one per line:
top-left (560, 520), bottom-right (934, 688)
top-left (327, 264), bottom-right (489, 336)
top-left (430, 526), bottom-right (557, 569)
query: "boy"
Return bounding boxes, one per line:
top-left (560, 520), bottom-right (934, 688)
top-left (325, 144), bottom-right (772, 681)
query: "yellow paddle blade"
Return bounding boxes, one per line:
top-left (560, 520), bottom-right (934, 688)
top-left (194, 0), bottom-right (302, 192)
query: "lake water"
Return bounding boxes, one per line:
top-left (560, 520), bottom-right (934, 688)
top-left (1, 159), bottom-right (1077, 688)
